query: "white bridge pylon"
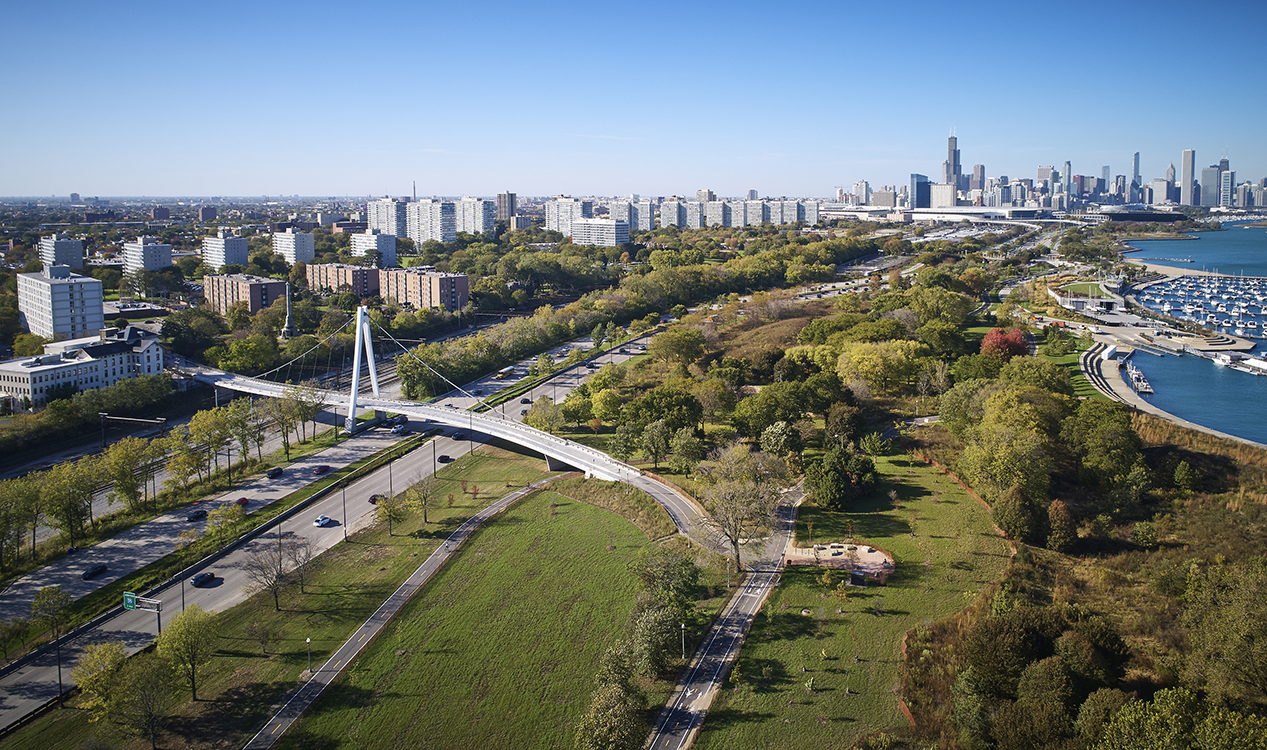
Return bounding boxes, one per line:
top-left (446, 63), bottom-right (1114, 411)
top-left (346, 305), bottom-right (381, 433)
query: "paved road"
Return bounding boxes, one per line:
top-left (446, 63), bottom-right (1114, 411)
top-left (242, 476), bottom-right (557, 749)
top-left (646, 486), bottom-right (802, 750)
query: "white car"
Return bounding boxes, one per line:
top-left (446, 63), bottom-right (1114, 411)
top-left (313, 515), bottom-right (333, 527)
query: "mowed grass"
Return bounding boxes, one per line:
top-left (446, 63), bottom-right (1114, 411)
top-left (1037, 338), bottom-right (1108, 401)
top-left (694, 454), bottom-right (1012, 749)
top-left (1, 447), bottom-right (556, 750)
top-left (277, 490), bottom-right (652, 750)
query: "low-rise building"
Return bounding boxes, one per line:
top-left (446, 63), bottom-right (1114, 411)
top-left (17, 265), bottom-right (105, 341)
top-left (307, 263), bottom-right (380, 297)
top-left (0, 327), bottom-right (166, 408)
top-left (202, 273), bottom-right (287, 316)
top-left (379, 267), bottom-right (469, 311)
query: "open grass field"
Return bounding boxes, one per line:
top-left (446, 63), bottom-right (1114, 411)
top-left (693, 454), bottom-right (1012, 749)
top-left (1, 447), bottom-right (557, 750)
top-left (1036, 338), bottom-right (1108, 401)
top-left (276, 489), bottom-right (652, 750)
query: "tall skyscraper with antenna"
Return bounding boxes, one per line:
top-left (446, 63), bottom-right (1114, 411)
top-left (943, 132), bottom-right (962, 190)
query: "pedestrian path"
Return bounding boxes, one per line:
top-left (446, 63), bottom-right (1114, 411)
top-left (241, 476), bottom-right (558, 750)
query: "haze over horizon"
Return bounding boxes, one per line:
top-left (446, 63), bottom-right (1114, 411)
top-left (3, 0), bottom-right (1265, 198)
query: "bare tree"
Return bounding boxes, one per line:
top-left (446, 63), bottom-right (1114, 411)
top-left (284, 537), bottom-right (314, 593)
top-left (702, 479), bottom-right (777, 574)
top-left (245, 620), bottom-right (276, 655)
top-left (240, 541), bottom-right (288, 610)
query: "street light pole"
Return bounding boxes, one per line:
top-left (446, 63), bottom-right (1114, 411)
top-left (54, 637), bottom-right (63, 708)
top-left (681, 623), bottom-right (686, 661)
top-left (307, 637), bottom-right (312, 673)
top-left (341, 483), bottom-right (347, 541)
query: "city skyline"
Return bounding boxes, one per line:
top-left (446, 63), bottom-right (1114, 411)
top-left (3, 0), bottom-right (1265, 198)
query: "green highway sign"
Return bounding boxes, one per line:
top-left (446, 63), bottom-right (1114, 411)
top-left (123, 592), bottom-right (137, 610)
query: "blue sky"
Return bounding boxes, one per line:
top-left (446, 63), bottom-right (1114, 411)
top-left (3, 0), bottom-right (1265, 198)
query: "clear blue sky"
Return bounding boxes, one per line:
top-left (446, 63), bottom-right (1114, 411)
top-left (3, 0), bottom-right (1264, 198)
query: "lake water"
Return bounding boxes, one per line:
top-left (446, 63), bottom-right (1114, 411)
top-left (1125, 351), bottom-right (1267, 445)
top-left (1120, 222), bottom-right (1267, 444)
top-left (1124, 222), bottom-right (1267, 276)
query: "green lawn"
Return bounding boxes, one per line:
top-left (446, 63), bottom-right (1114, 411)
top-left (1036, 339), bottom-right (1109, 401)
top-left (694, 454), bottom-right (1012, 749)
top-left (276, 490), bottom-right (652, 750)
top-left (2, 447), bottom-right (557, 750)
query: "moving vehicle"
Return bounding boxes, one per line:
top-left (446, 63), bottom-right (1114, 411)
top-left (186, 509), bottom-right (207, 522)
top-left (234, 497), bottom-right (249, 506)
top-left (368, 494), bottom-right (386, 504)
top-left (81, 563), bottom-right (107, 581)
top-left (313, 515), bottom-right (333, 527)
top-left (495, 366), bottom-right (515, 379)
top-left (519, 397), bottom-right (532, 404)
top-left (266, 467), bottom-right (284, 479)
top-left (438, 454), bottom-right (452, 463)
top-left (191, 572), bottom-right (214, 587)
top-left (312, 465), bottom-right (331, 476)
top-left (390, 424), bottom-right (406, 434)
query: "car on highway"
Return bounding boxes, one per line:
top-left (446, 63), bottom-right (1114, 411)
top-left (438, 454), bottom-right (452, 463)
top-left (368, 494), bottom-right (386, 504)
top-left (313, 515), bottom-right (333, 527)
top-left (186, 509), bottom-right (207, 522)
top-left (191, 572), bottom-right (214, 587)
top-left (453, 432), bottom-right (465, 440)
top-left (519, 397), bottom-right (532, 404)
top-left (312, 465), bottom-right (331, 475)
top-left (234, 497), bottom-right (249, 507)
top-left (393, 415), bottom-right (408, 426)
top-left (473, 388), bottom-right (483, 395)
top-left (266, 467), bottom-right (284, 479)
top-left (390, 424), bottom-right (407, 434)
top-left (520, 409), bottom-right (528, 416)
top-left (81, 563), bottom-right (107, 581)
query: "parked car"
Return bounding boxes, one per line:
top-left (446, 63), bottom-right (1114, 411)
top-left (266, 467), bottom-right (284, 479)
top-left (313, 515), bottom-right (333, 527)
top-left (390, 424), bottom-right (406, 434)
top-left (191, 572), bottom-right (214, 587)
top-left (81, 563), bottom-right (107, 581)
top-left (234, 497), bottom-right (249, 506)
top-left (520, 397), bottom-right (532, 404)
top-left (312, 465), bottom-right (331, 476)
top-left (368, 494), bottom-right (386, 504)
top-left (394, 415), bottom-right (408, 426)
top-left (186, 509), bottom-right (207, 522)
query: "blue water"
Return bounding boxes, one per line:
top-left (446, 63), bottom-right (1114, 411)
top-left (1124, 223), bottom-right (1267, 276)
top-left (1126, 352), bottom-right (1267, 445)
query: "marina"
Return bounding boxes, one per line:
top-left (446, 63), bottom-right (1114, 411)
top-left (1133, 273), bottom-right (1267, 340)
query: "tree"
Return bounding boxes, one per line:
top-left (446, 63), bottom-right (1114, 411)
top-left (591, 322), bottom-right (606, 351)
top-left (240, 542), bottom-right (288, 610)
top-left (261, 396), bottom-right (298, 460)
top-left (592, 389), bottom-right (623, 423)
top-left (403, 474), bottom-right (437, 525)
top-left (41, 458), bottom-right (98, 545)
top-left (702, 476), bottom-right (777, 573)
top-left (156, 603), bottom-right (218, 701)
top-left (806, 447), bottom-right (876, 511)
top-left (70, 641), bottom-right (127, 721)
top-left (647, 328), bottom-right (705, 364)
top-left (1183, 557), bottom-right (1267, 707)
top-left (981, 327), bottom-right (1028, 361)
top-left (993, 485), bottom-right (1040, 544)
top-left (668, 427), bottom-right (704, 474)
top-left (959, 425), bottom-right (1053, 503)
top-left (376, 495), bottom-right (407, 535)
top-left (31, 584), bottom-right (72, 638)
top-left (1173, 460), bottom-right (1200, 493)
top-left (525, 396), bottom-right (564, 434)
top-left (0, 616), bottom-right (29, 661)
top-left (561, 394), bottom-right (593, 428)
top-left (1046, 499), bottom-right (1077, 552)
top-left (640, 419), bottom-right (672, 469)
top-left (611, 422), bottom-right (640, 462)
top-left (13, 333), bottom-right (50, 357)
top-left (629, 606), bottom-right (679, 676)
top-left (206, 503), bottom-right (244, 542)
top-left (245, 620), bottom-right (277, 655)
top-left (102, 436), bottom-right (149, 514)
top-left (113, 653), bottom-right (173, 749)
top-left (825, 401), bottom-right (864, 449)
top-left (284, 537), bottom-right (315, 593)
top-left (574, 683), bottom-right (647, 750)
top-left (760, 420), bottom-right (800, 457)
top-left (1094, 687), bottom-right (1267, 750)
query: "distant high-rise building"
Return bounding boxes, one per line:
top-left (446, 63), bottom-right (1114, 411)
top-left (17, 265), bottom-right (105, 342)
top-left (1219, 157), bottom-right (1230, 172)
top-left (272, 228), bottom-right (316, 265)
top-left (1220, 170), bottom-right (1236, 207)
top-left (746, 189), bottom-right (758, 200)
top-left (198, 206), bottom-right (217, 222)
top-left (611, 201), bottom-right (654, 232)
top-left (1063, 161), bottom-right (1072, 194)
top-left (39, 234), bottom-right (83, 268)
top-left (1102, 166), bottom-right (1111, 189)
top-left (909, 174), bottom-right (931, 209)
top-left (544, 197), bottom-right (592, 237)
top-left (456, 197), bottom-right (495, 235)
top-left (853, 180), bottom-right (871, 205)
top-left (351, 230), bottom-right (397, 267)
top-left (659, 200), bottom-right (685, 229)
top-left (872, 190), bottom-right (897, 208)
top-left (1166, 163), bottom-right (1176, 183)
top-left (495, 192), bottom-right (517, 222)
top-left (1181, 150), bottom-right (1197, 205)
top-left (696, 189), bottom-right (715, 204)
top-left (970, 165), bottom-right (986, 192)
top-left (704, 201), bottom-right (730, 227)
top-left (407, 200), bottom-right (457, 244)
top-left (202, 228), bottom-right (249, 270)
top-left (150, 206), bottom-right (170, 221)
top-left (122, 236), bottom-right (172, 275)
top-left (1200, 166), bottom-right (1221, 207)
top-left (306, 263), bottom-right (379, 297)
top-left (367, 198), bottom-right (409, 237)
top-left (930, 183), bottom-right (957, 208)
top-left (569, 218), bottom-right (630, 247)
top-left (1132, 152), bottom-right (1141, 187)
top-left (943, 134), bottom-right (962, 190)
top-left (69, 193), bottom-right (80, 203)
top-left (685, 201), bottom-right (704, 229)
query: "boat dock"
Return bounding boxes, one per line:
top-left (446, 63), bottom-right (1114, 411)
top-left (1125, 362), bottom-right (1154, 394)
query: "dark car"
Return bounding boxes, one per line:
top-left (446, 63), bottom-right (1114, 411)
top-left (191, 572), bottom-right (214, 587)
top-left (312, 465), bottom-right (331, 476)
top-left (234, 497), bottom-right (249, 506)
top-left (368, 494), bottom-right (386, 504)
top-left (81, 563), bottom-right (107, 581)
top-left (453, 432), bottom-right (466, 440)
top-left (186, 509), bottom-right (207, 522)
top-left (438, 454), bottom-right (452, 463)
top-left (266, 467), bottom-right (284, 479)
top-left (519, 397), bottom-right (532, 404)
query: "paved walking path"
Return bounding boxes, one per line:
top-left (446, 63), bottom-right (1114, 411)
top-left (242, 476), bottom-right (558, 749)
